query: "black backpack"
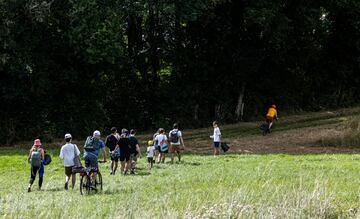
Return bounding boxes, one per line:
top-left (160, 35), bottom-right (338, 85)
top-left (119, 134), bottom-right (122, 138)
top-left (221, 142), bottom-right (230, 152)
top-left (170, 130), bottom-right (179, 143)
top-left (84, 136), bottom-right (98, 151)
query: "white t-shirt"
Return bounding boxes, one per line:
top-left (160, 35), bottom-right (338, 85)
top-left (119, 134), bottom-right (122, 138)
top-left (213, 127), bottom-right (221, 142)
top-left (59, 143), bottom-right (80, 167)
top-left (169, 129), bottom-right (182, 145)
top-left (155, 134), bottom-right (167, 146)
top-left (147, 146), bottom-right (156, 158)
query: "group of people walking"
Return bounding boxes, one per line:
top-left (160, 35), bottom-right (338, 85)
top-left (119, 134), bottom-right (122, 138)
top-left (27, 123), bottom-right (188, 192)
top-left (27, 104), bottom-right (277, 193)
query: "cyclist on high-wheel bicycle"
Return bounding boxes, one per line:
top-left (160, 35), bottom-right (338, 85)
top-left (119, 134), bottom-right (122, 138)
top-left (81, 130), bottom-right (107, 194)
top-left (262, 105), bottom-right (278, 135)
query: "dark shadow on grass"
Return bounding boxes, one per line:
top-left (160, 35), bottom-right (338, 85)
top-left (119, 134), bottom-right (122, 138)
top-left (127, 171), bottom-right (151, 176)
top-left (182, 162), bottom-right (201, 166)
top-left (45, 187), bottom-right (64, 192)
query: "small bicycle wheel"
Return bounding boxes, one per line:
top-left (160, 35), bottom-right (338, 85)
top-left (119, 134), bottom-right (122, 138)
top-left (80, 175), bottom-right (85, 195)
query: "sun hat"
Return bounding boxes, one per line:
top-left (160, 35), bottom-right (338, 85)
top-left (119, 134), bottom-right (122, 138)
top-left (33, 139), bottom-right (42, 146)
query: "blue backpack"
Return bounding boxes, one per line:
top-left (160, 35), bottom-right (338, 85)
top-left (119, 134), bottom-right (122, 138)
top-left (159, 136), bottom-right (168, 152)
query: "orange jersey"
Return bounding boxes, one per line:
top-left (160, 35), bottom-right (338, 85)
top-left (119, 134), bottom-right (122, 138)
top-left (266, 107), bottom-right (277, 118)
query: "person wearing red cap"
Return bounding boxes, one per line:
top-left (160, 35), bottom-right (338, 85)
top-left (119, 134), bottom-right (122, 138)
top-left (27, 139), bottom-right (45, 192)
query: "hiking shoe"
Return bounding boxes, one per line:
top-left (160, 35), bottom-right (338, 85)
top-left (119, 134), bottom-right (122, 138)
top-left (64, 182), bottom-right (68, 190)
top-left (27, 187), bottom-right (31, 193)
top-left (110, 171), bottom-right (113, 175)
top-left (130, 170), bottom-right (135, 174)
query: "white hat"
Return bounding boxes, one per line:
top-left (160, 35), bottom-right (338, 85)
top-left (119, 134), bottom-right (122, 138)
top-left (65, 133), bottom-right (72, 139)
top-left (93, 130), bottom-right (101, 137)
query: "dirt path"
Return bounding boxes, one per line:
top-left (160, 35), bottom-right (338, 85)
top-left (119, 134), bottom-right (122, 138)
top-left (184, 124), bottom-right (360, 154)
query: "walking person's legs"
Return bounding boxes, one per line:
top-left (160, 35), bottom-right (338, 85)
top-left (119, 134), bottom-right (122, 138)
top-left (110, 160), bottom-right (114, 174)
top-left (169, 145), bottom-right (175, 164)
top-left (120, 161), bottom-right (125, 173)
top-left (113, 161), bottom-right (118, 174)
top-left (38, 164), bottom-right (44, 190)
top-left (161, 153), bottom-right (166, 163)
top-left (71, 173), bottom-right (76, 189)
top-left (64, 166), bottom-right (72, 190)
top-left (213, 142), bottom-right (220, 156)
top-left (177, 149), bottom-right (181, 162)
top-left (28, 166), bottom-right (39, 192)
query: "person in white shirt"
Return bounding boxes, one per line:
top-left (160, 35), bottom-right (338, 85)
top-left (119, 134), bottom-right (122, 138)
top-left (59, 133), bottom-right (81, 190)
top-left (146, 140), bottom-right (156, 171)
top-left (169, 123), bottom-right (186, 164)
top-left (210, 121), bottom-right (221, 156)
top-left (155, 128), bottom-right (168, 163)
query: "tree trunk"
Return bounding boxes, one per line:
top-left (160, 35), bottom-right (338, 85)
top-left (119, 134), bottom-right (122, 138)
top-left (194, 104), bottom-right (199, 121)
top-left (235, 82), bottom-right (246, 121)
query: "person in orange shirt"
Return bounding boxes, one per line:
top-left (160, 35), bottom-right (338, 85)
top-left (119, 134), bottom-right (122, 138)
top-left (266, 104), bottom-right (278, 130)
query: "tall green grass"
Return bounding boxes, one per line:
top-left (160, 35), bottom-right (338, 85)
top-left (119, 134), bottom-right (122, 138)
top-left (0, 149), bottom-right (359, 218)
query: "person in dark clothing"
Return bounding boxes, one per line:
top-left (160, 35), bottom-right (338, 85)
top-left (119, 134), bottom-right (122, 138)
top-left (105, 127), bottom-right (120, 175)
top-left (118, 129), bottom-right (131, 175)
top-left (129, 129), bottom-right (141, 174)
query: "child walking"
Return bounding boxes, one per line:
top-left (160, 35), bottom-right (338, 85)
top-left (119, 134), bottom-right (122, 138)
top-left (146, 140), bottom-right (156, 171)
top-left (210, 121), bottom-right (221, 156)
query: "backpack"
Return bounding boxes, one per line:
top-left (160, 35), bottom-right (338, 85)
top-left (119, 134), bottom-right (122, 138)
top-left (170, 130), bottom-right (179, 143)
top-left (159, 135), bottom-right (168, 152)
top-left (221, 142), bottom-right (230, 152)
top-left (31, 149), bottom-right (42, 167)
top-left (43, 154), bottom-right (52, 165)
top-left (84, 136), bottom-right (98, 151)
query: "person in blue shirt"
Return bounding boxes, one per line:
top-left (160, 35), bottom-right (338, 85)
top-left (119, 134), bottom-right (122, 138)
top-left (84, 130), bottom-right (107, 168)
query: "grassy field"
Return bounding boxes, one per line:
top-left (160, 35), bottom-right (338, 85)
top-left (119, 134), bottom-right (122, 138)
top-left (1, 108), bottom-right (360, 218)
top-left (0, 150), bottom-right (359, 218)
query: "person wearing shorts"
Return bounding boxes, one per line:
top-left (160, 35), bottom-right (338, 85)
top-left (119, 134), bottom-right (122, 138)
top-left (118, 129), bottom-right (131, 174)
top-left (129, 129), bottom-right (141, 174)
top-left (155, 128), bottom-right (168, 163)
top-left (59, 133), bottom-right (81, 190)
top-left (146, 140), bottom-right (156, 171)
top-left (105, 127), bottom-right (120, 175)
top-left (169, 123), bottom-right (186, 164)
top-left (210, 121), bottom-right (221, 156)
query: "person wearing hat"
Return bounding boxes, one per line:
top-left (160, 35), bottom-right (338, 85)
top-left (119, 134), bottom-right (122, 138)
top-left (83, 130), bottom-right (106, 169)
top-left (27, 139), bottom-right (45, 192)
top-left (59, 133), bottom-right (81, 190)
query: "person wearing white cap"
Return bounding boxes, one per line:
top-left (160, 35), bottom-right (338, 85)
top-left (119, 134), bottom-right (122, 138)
top-left (83, 130), bottom-right (106, 169)
top-left (59, 133), bottom-right (81, 190)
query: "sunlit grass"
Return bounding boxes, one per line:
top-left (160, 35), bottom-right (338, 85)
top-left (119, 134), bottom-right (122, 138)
top-left (0, 149), bottom-right (359, 218)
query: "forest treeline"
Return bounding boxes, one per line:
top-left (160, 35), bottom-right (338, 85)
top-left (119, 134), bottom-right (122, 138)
top-left (1, 0), bottom-right (360, 144)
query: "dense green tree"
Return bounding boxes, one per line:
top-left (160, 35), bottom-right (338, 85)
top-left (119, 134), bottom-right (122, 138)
top-left (1, 0), bottom-right (359, 144)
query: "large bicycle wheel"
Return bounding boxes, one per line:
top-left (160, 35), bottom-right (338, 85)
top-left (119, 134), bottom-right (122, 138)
top-left (80, 175), bottom-right (91, 195)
